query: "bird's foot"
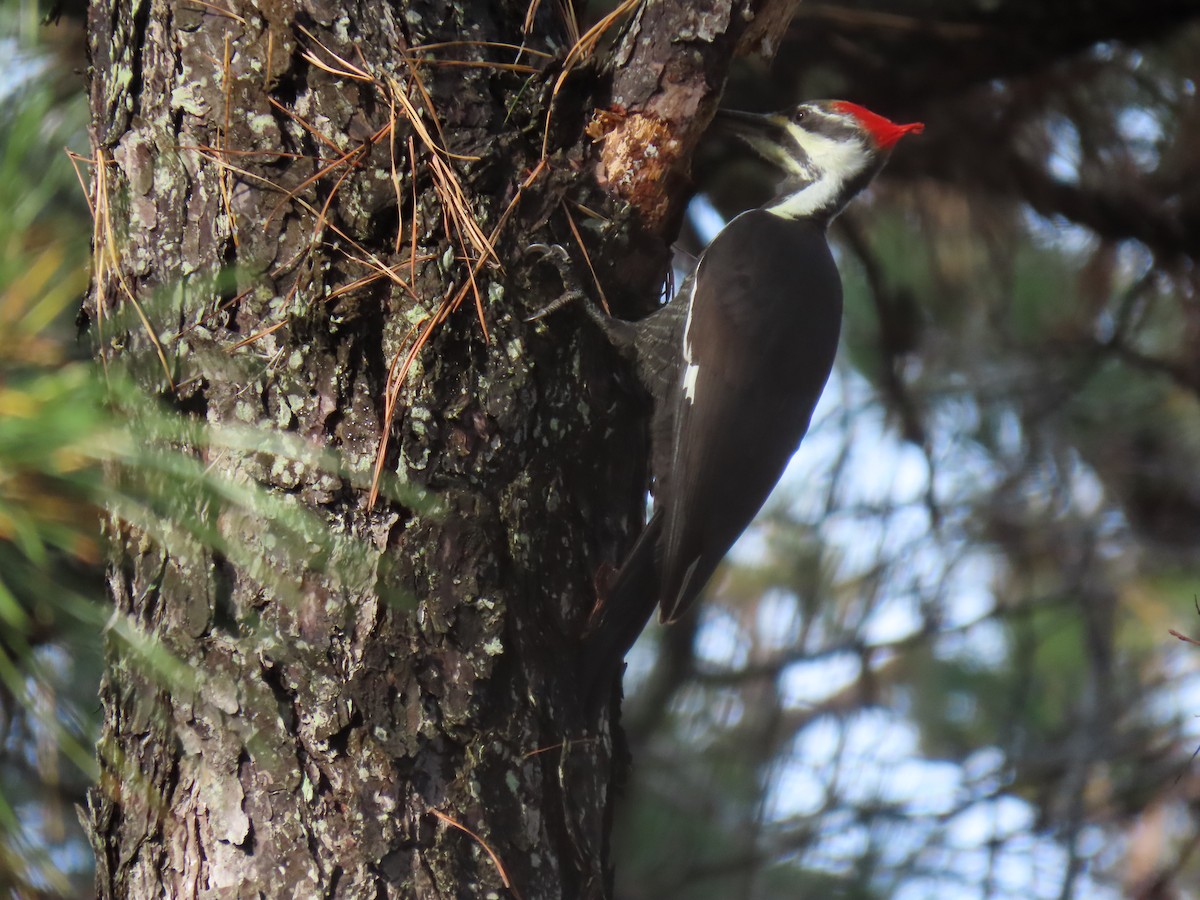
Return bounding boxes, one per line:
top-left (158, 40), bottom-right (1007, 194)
top-left (524, 242), bottom-right (597, 323)
top-left (522, 243), bottom-right (640, 364)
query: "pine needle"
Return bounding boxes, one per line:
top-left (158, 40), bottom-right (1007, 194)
top-left (562, 200), bottom-right (610, 315)
top-left (89, 149), bottom-right (177, 390)
top-left (541, 0), bottom-right (642, 159)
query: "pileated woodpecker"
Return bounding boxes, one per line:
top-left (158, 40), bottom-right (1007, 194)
top-left (572, 100), bottom-right (924, 699)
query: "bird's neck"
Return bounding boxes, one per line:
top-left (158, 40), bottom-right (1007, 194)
top-left (765, 155), bottom-right (885, 224)
top-left (765, 173), bottom-right (847, 223)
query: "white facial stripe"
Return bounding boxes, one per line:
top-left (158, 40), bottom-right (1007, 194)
top-left (758, 140), bottom-right (805, 176)
top-left (782, 120), bottom-right (869, 174)
top-left (767, 174), bottom-right (844, 219)
top-left (768, 121), bottom-right (871, 220)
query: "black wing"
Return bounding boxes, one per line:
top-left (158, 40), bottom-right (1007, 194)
top-left (579, 211), bottom-right (842, 699)
top-left (657, 211), bottom-right (843, 622)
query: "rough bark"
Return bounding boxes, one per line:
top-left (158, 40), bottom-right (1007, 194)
top-left (82, 0), bottom-right (794, 897)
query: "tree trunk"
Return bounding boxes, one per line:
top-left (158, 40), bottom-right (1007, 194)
top-left (82, 0), bottom-right (793, 896)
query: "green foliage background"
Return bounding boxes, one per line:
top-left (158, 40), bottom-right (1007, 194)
top-left (5, 3), bottom-right (1200, 898)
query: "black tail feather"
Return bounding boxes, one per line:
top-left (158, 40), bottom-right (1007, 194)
top-left (578, 510), bottom-right (664, 709)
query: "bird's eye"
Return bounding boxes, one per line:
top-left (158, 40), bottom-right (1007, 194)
top-left (793, 109), bottom-right (807, 124)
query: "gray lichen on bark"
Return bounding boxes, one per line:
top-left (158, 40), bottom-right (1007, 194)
top-left (83, 0), bottom-right (797, 896)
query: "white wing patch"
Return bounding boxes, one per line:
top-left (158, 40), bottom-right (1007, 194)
top-left (681, 272), bottom-right (700, 404)
top-left (683, 362), bottom-right (700, 403)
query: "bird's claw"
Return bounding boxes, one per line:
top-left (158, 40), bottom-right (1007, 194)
top-left (525, 242), bottom-right (571, 264)
top-left (525, 243), bottom-right (584, 322)
top-left (526, 242), bottom-right (575, 287)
